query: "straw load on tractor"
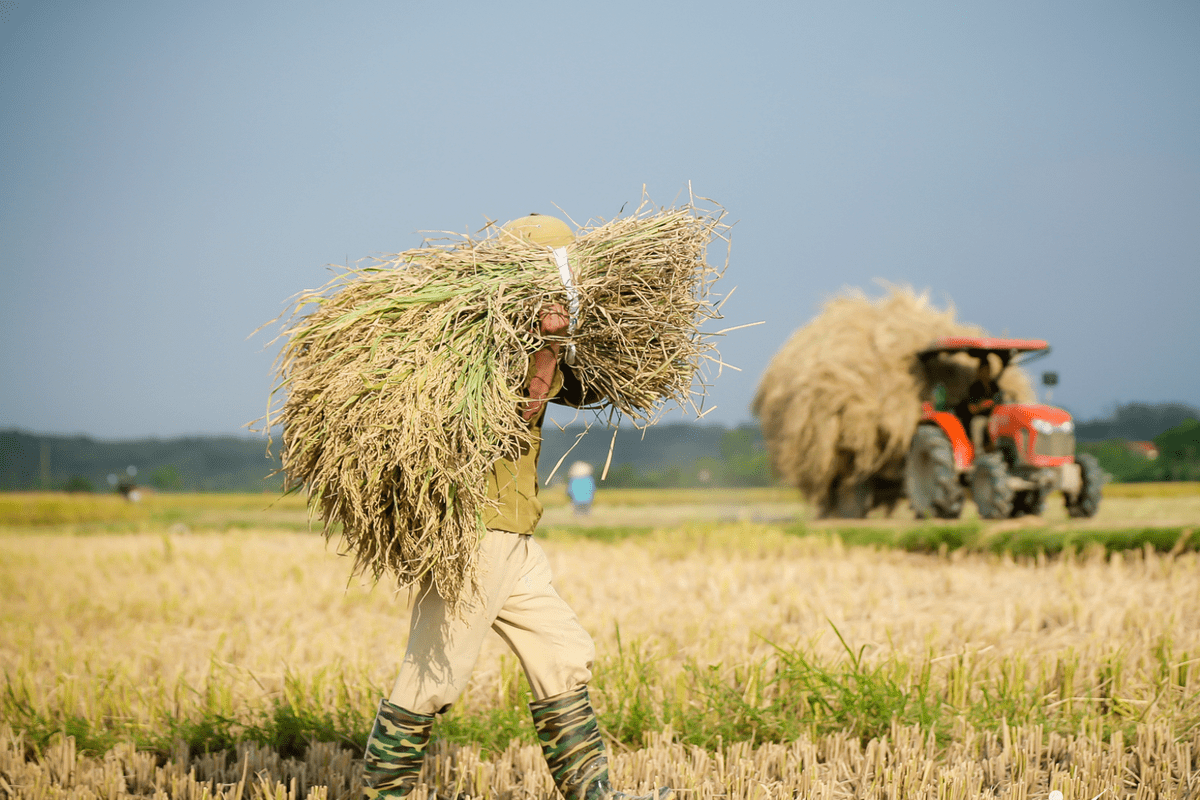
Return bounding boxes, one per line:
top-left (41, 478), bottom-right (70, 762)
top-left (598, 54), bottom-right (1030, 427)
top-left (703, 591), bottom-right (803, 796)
top-left (266, 196), bottom-right (729, 607)
top-left (752, 287), bottom-right (1037, 518)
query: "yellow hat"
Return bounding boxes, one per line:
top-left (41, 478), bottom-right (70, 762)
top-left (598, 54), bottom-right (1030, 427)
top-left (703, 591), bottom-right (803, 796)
top-left (500, 214), bottom-right (575, 247)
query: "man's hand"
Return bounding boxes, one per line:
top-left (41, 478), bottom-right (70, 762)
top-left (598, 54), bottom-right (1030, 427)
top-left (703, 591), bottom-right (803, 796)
top-left (524, 303), bottom-right (568, 422)
top-left (539, 303), bottom-right (569, 337)
top-left (968, 398), bottom-right (996, 416)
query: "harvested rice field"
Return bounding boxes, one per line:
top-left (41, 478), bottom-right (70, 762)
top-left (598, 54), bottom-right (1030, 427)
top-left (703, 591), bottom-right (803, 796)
top-left (2, 486), bottom-right (1199, 798)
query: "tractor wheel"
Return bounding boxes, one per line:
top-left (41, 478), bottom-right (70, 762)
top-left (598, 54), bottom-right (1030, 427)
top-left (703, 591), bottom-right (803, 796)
top-left (972, 453), bottom-right (1014, 520)
top-left (1011, 487), bottom-right (1046, 517)
top-left (905, 425), bottom-right (964, 519)
top-left (1066, 453), bottom-right (1104, 518)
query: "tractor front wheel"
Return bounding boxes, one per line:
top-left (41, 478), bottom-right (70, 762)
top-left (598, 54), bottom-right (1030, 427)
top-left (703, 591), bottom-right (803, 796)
top-left (905, 425), bottom-right (964, 519)
top-left (1066, 453), bottom-right (1103, 518)
top-left (972, 453), bottom-right (1014, 520)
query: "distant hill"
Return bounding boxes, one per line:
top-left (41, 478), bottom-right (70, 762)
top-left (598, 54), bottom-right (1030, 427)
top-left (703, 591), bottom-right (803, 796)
top-left (540, 423), bottom-right (750, 482)
top-left (0, 423), bottom-right (768, 492)
top-left (1079, 418), bottom-right (1200, 482)
top-left (0, 430), bottom-right (282, 492)
top-left (4, 400), bottom-right (1196, 492)
top-left (539, 422), bottom-right (771, 486)
top-left (1073, 402), bottom-right (1200, 442)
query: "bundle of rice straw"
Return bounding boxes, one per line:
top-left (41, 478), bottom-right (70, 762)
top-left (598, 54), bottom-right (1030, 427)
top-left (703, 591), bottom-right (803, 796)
top-left (266, 194), bottom-right (729, 606)
top-left (752, 286), bottom-right (1034, 517)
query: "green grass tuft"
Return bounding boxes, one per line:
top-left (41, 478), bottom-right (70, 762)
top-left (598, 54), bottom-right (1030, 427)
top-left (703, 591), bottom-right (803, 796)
top-left (784, 522), bottom-right (1196, 559)
top-left (542, 525), bottom-right (655, 544)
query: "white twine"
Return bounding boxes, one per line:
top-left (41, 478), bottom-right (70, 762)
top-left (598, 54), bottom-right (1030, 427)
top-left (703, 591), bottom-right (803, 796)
top-left (551, 246), bottom-right (578, 365)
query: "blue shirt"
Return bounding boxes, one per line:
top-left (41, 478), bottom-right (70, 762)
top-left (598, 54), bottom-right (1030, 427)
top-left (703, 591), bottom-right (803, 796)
top-left (567, 475), bottom-right (595, 504)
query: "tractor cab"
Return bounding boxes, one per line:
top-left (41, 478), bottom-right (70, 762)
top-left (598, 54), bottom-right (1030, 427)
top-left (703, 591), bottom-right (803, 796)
top-left (917, 336), bottom-right (1055, 465)
top-left (905, 337), bottom-right (1102, 520)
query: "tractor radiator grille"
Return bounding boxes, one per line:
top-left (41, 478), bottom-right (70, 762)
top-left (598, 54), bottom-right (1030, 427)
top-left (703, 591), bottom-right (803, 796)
top-left (1034, 431), bottom-right (1075, 458)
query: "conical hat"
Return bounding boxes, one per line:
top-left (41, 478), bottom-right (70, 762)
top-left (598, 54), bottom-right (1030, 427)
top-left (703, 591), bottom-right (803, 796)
top-left (568, 460), bottom-right (594, 478)
top-left (501, 214), bottom-right (575, 247)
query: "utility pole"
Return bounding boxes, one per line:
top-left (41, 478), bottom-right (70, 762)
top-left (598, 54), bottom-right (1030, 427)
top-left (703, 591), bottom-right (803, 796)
top-left (1042, 371), bottom-right (1058, 405)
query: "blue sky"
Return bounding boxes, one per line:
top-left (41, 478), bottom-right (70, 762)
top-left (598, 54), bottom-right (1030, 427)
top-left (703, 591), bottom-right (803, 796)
top-left (2, 1), bottom-right (1197, 438)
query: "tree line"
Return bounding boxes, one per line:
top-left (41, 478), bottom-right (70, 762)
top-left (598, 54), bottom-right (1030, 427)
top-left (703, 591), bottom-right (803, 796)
top-left (1, 402), bottom-right (1196, 493)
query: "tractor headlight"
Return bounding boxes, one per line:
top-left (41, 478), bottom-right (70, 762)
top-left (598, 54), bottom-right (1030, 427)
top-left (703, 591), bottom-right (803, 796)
top-left (1032, 419), bottom-right (1054, 435)
top-left (1059, 421), bottom-right (1074, 434)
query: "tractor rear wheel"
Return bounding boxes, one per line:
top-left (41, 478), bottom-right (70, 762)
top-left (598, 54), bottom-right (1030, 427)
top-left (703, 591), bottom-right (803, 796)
top-left (972, 453), bottom-right (1014, 520)
top-left (1066, 453), bottom-right (1103, 518)
top-left (905, 425), bottom-right (963, 519)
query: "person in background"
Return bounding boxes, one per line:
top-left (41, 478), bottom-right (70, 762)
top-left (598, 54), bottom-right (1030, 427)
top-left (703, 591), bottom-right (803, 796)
top-left (956, 355), bottom-right (1004, 450)
top-left (566, 461), bottom-right (596, 516)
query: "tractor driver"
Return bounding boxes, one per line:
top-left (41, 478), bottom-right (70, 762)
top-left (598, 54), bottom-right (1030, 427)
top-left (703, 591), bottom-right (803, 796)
top-left (956, 356), bottom-right (1003, 450)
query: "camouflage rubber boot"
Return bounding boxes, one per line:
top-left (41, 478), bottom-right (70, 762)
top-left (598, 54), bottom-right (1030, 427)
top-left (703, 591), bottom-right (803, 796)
top-left (362, 698), bottom-right (434, 799)
top-left (530, 685), bottom-right (672, 800)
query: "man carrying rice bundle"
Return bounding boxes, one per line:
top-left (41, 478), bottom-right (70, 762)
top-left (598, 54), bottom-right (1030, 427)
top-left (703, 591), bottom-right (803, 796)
top-left (269, 202), bottom-right (726, 799)
top-left (361, 214), bottom-right (674, 800)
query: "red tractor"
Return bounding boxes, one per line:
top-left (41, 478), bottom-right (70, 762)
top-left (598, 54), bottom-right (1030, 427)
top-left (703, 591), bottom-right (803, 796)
top-left (904, 337), bottom-right (1103, 520)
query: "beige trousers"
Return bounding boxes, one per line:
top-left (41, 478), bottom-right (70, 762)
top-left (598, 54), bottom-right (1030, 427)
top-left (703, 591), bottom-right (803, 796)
top-left (389, 529), bottom-right (596, 716)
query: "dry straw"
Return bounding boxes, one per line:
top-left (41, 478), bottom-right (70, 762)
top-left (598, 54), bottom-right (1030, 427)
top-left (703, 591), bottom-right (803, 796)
top-left (266, 193), bottom-right (730, 606)
top-left (11, 722), bottom-right (1200, 799)
top-left (753, 286), bottom-right (1034, 515)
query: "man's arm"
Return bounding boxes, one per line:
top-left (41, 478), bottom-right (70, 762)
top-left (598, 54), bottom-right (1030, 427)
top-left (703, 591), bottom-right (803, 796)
top-left (523, 303), bottom-right (569, 422)
top-left (967, 397), bottom-right (997, 415)
top-left (965, 381), bottom-right (1000, 416)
